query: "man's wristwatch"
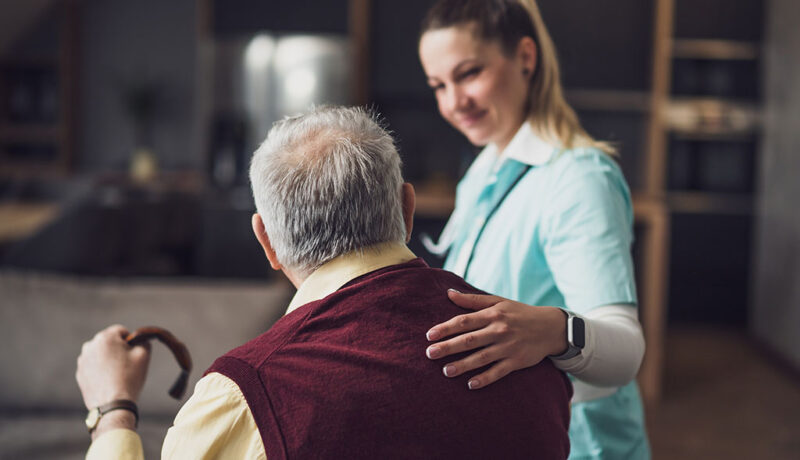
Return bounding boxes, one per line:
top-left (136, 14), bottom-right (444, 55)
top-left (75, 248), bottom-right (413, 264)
top-left (85, 399), bottom-right (139, 433)
top-left (549, 309), bottom-right (585, 360)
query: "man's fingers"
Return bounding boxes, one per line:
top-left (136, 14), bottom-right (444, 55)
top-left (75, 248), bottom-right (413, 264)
top-left (106, 324), bottom-right (130, 339)
top-left (128, 343), bottom-right (152, 371)
top-left (129, 340), bottom-right (152, 354)
top-left (446, 289), bottom-right (504, 311)
top-left (466, 359), bottom-right (515, 390)
top-left (426, 310), bottom-right (491, 341)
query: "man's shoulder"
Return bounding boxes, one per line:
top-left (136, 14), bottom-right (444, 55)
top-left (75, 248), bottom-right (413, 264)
top-left (206, 306), bottom-right (313, 377)
top-left (207, 262), bottom-right (483, 374)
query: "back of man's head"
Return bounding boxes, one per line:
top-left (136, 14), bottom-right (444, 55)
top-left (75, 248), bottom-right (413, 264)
top-left (249, 106), bottom-right (406, 276)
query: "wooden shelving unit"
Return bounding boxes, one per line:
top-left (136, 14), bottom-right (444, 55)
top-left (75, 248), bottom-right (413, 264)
top-left (0, 0), bottom-right (78, 178)
top-left (561, 0), bottom-right (764, 406)
top-left (639, 0), bottom-right (763, 403)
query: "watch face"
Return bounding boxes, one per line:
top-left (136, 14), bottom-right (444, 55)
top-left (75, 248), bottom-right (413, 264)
top-left (85, 408), bottom-right (100, 431)
top-left (572, 317), bottom-right (586, 349)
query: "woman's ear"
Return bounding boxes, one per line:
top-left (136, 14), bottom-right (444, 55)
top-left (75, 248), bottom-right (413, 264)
top-left (517, 36), bottom-right (537, 78)
top-left (251, 213), bottom-right (282, 270)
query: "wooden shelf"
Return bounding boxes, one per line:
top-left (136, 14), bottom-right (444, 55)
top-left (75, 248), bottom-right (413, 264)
top-left (672, 39), bottom-right (760, 60)
top-left (566, 89), bottom-right (652, 112)
top-left (0, 160), bottom-right (66, 178)
top-left (0, 124), bottom-right (61, 143)
top-left (633, 194), bottom-right (668, 219)
top-left (670, 130), bottom-right (757, 142)
top-left (664, 98), bottom-right (761, 137)
top-left (667, 191), bottom-right (754, 215)
top-left (414, 185), bottom-right (455, 218)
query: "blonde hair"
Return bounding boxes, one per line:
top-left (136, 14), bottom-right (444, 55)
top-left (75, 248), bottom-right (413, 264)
top-left (421, 0), bottom-right (616, 155)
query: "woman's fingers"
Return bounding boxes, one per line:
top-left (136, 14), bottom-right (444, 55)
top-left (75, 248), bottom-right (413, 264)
top-left (438, 345), bottom-right (519, 390)
top-left (446, 289), bottom-right (505, 311)
top-left (427, 293), bottom-right (509, 342)
top-left (426, 327), bottom-right (494, 360)
top-left (426, 309), bottom-right (493, 342)
top-left (465, 359), bottom-right (516, 390)
top-left (426, 301), bottom-right (563, 389)
top-left (439, 344), bottom-right (506, 378)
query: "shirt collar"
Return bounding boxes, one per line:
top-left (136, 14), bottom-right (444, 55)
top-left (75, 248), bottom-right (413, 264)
top-left (485, 121), bottom-right (558, 172)
top-left (285, 242), bottom-right (417, 315)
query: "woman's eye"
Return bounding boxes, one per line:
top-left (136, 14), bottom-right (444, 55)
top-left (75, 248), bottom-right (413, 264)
top-left (459, 67), bottom-right (482, 80)
top-left (430, 83), bottom-right (445, 92)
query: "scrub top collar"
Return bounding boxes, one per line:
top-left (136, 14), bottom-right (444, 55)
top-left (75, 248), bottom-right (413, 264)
top-left (484, 121), bottom-right (559, 173)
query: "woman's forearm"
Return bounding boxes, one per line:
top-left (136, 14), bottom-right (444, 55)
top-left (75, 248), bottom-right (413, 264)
top-left (551, 304), bottom-right (645, 387)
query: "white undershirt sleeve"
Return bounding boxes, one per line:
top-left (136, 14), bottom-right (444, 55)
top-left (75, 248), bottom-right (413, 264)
top-left (551, 304), bottom-right (645, 388)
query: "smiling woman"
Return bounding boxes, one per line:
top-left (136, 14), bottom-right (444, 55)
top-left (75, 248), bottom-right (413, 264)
top-left (419, 25), bottom-right (533, 151)
top-left (417, 1), bottom-right (650, 459)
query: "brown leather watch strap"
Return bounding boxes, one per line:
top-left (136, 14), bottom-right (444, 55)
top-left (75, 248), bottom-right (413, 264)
top-left (96, 399), bottom-right (139, 427)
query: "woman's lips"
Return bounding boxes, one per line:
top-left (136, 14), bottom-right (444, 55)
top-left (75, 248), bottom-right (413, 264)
top-left (458, 110), bottom-right (487, 128)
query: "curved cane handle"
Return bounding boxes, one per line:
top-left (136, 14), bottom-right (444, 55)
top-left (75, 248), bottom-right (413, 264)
top-left (125, 326), bottom-right (192, 400)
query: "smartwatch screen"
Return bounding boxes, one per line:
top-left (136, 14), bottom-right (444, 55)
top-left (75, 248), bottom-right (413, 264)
top-left (572, 317), bottom-right (586, 349)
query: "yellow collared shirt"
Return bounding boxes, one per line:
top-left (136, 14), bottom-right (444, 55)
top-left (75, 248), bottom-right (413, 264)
top-left (86, 242), bottom-right (416, 460)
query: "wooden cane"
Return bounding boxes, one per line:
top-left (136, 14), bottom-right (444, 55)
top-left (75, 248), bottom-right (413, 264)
top-left (125, 326), bottom-right (192, 400)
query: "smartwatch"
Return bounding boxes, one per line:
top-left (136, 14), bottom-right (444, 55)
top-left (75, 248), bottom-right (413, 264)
top-left (550, 310), bottom-right (585, 360)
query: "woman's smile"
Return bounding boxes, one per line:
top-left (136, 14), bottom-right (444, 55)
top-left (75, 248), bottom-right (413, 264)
top-left (457, 109), bottom-right (488, 128)
top-left (419, 25), bottom-right (531, 151)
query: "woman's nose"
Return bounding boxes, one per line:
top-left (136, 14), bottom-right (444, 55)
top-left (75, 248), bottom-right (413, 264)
top-left (444, 85), bottom-right (469, 113)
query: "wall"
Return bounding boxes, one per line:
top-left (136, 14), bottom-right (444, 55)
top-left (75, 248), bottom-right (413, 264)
top-left (752, 0), bottom-right (800, 369)
top-left (79, 0), bottom-right (199, 170)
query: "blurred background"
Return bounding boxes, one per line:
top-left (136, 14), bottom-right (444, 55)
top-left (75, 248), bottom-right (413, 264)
top-left (0, 0), bottom-right (797, 458)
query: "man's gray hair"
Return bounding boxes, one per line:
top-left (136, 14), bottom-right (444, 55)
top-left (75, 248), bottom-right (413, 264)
top-left (249, 106), bottom-right (406, 275)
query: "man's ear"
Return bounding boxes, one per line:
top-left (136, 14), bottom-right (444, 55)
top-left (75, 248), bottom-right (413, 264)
top-left (401, 183), bottom-right (416, 243)
top-left (251, 213), bottom-right (282, 270)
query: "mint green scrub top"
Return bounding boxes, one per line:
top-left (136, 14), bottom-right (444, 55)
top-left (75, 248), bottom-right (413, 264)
top-left (439, 122), bottom-right (650, 459)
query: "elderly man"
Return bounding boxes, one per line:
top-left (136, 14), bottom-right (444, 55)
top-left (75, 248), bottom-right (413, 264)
top-left (77, 106), bottom-right (572, 459)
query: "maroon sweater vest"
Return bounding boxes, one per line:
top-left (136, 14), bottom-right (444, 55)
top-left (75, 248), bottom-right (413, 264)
top-left (207, 259), bottom-right (572, 459)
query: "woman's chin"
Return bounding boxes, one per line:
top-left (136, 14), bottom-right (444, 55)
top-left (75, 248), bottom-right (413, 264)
top-left (466, 135), bottom-right (492, 148)
top-left (460, 128), bottom-right (493, 147)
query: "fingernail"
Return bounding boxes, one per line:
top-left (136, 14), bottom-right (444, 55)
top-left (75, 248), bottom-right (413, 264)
top-left (443, 365), bottom-right (456, 377)
top-left (426, 329), bottom-right (439, 341)
top-left (468, 379), bottom-right (480, 390)
top-left (448, 288), bottom-right (462, 294)
top-left (426, 346), bottom-right (440, 359)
